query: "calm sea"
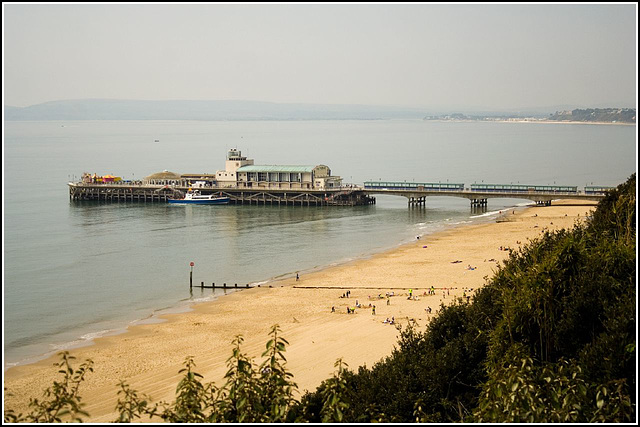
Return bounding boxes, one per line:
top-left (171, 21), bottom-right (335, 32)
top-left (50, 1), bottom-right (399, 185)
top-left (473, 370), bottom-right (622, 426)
top-left (3, 120), bottom-right (636, 368)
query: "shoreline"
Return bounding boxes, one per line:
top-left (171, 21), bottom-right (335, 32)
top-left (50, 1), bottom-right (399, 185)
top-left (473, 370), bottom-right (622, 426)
top-left (423, 119), bottom-right (635, 126)
top-left (3, 205), bottom-right (502, 372)
top-left (4, 200), bottom-right (597, 422)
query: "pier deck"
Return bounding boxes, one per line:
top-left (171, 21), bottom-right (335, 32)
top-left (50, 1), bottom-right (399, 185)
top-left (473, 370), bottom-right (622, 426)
top-left (68, 183), bottom-right (376, 206)
top-left (363, 188), bottom-right (605, 206)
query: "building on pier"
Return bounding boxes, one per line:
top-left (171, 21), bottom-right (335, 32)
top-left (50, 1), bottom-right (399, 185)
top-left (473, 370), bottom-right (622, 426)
top-left (211, 149), bottom-right (342, 190)
top-left (179, 173), bottom-right (217, 188)
top-left (139, 149), bottom-right (343, 190)
top-left (235, 164), bottom-right (342, 190)
top-left (215, 148), bottom-right (255, 187)
top-left (143, 170), bottom-right (183, 186)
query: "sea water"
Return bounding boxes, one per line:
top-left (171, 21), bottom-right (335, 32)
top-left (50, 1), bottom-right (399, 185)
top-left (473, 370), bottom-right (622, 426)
top-left (3, 120), bottom-right (636, 368)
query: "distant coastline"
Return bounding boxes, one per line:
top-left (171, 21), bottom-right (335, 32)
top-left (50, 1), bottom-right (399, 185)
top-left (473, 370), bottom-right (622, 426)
top-left (4, 100), bottom-right (636, 123)
top-left (423, 108), bottom-right (636, 125)
top-left (423, 119), bottom-right (635, 126)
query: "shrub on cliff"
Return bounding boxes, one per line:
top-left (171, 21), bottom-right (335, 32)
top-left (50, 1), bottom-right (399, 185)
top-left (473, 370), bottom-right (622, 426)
top-left (294, 174), bottom-right (636, 423)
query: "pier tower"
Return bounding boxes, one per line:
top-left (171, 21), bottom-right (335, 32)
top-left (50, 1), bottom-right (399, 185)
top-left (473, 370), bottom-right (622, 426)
top-left (216, 149), bottom-right (254, 188)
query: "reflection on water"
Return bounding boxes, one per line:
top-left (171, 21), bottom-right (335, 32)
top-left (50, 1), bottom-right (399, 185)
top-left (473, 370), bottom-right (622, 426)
top-left (470, 205), bottom-right (488, 215)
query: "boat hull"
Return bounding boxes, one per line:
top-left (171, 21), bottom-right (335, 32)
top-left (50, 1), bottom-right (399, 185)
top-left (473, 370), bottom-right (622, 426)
top-left (168, 197), bottom-right (230, 205)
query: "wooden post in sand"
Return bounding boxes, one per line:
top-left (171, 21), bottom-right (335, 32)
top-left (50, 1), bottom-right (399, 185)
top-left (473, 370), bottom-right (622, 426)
top-left (189, 262), bottom-right (194, 288)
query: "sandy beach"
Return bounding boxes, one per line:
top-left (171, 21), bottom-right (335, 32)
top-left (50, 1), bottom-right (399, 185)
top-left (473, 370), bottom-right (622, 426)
top-left (4, 200), bottom-right (597, 422)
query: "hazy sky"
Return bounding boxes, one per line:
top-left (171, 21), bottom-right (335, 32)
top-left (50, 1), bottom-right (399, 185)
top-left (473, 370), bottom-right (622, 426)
top-left (3, 3), bottom-right (637, 110)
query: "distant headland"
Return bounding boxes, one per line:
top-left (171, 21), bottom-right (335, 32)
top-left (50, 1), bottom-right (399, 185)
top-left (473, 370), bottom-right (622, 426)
top-left (3, 99), bottom-right (427, 121)
top-left (423, 108), bottom-right (636, 125)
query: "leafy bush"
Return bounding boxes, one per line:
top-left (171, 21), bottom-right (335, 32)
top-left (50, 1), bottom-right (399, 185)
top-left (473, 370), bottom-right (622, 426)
top-left (4, 352), bottom-right (93, 423)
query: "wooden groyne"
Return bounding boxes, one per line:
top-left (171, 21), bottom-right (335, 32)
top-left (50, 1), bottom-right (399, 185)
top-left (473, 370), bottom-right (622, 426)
top-left (193, 282), bottom-right (253, 289)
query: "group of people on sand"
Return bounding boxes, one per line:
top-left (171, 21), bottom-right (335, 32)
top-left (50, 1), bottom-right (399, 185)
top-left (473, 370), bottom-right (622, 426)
top-left (340, 304), bottom-right (377, 315)
top-left (333, 284), bottom-right (456, 319)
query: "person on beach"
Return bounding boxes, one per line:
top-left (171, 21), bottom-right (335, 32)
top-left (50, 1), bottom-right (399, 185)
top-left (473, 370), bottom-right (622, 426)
top-left (409, 288), bottom-right (413, 298)
top-left (296, 273), bottom-right (299, 281)
top-left (372, 305), bottom-right (376, 315)
top-left (332, 306), bottom-right (335, 313)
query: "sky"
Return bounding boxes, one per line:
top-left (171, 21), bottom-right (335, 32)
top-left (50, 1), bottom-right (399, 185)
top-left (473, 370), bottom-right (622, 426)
top-left (2, 3), bottom-right (638, 110)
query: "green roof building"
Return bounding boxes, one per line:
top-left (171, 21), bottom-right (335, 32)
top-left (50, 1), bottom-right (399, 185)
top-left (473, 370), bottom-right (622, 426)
top-left (216, 149), bottom-right (342, 190)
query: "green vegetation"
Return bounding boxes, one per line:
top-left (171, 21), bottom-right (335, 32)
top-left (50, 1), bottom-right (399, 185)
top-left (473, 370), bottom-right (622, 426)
top-left (423, 107), bottom-right (636, 123)
top-left (548, 108), bottom-right (636, 123)
top-left (4, 353), bottom-right (94, 423)
top-left (5, 174), bottom-right (635, 422)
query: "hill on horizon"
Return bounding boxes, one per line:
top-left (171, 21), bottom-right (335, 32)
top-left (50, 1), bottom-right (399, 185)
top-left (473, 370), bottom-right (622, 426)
top-left (3, 99), bottom-right (430, 121)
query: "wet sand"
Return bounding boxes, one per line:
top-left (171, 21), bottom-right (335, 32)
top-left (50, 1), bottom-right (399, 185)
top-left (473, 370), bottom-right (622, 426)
top-left (3, 200), bottom-right (596, 422)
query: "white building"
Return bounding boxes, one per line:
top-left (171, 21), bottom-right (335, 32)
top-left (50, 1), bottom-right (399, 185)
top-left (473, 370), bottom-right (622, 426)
top-left (217, 149), bottom-right (342, 190)
top-left (215, 148), bottom-right (255, 188)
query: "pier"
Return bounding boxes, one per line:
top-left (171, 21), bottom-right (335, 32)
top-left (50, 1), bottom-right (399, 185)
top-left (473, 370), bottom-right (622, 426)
top-left (68, 148), bottom-right (609, 208)
top-left (363, 181), bottom-right (607, 207)
top-left (68, 180), bottom-right (606, 208)
top-left (68, 182), bottom-right (376, 206)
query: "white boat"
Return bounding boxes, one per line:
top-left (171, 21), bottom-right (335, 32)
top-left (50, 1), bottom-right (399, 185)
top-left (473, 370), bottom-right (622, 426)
top-left (168, 190), bottom-right (230, 205)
